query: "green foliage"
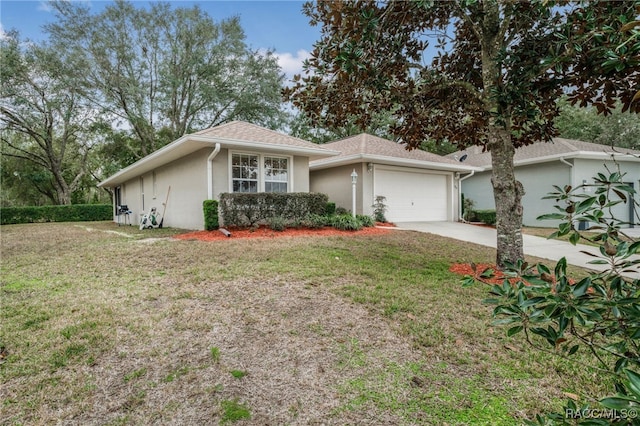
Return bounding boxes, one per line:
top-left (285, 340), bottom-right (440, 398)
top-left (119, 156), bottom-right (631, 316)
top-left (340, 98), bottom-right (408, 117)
top-left (474, 210), bottom-right (496, 226)
top-left (372, 195), bottom-right (387, 223)
top-left (1, 204), bottom-right (112, 225)
top-left (218, 192), bottom-right (328, 227)
top-left (220, 399), bottom-right (251, 424)
top-left (302, 213), bottom-right (329, 229)
top-left (267, 216), bottom-right (286, 232)
top-left (468, 169), bottom-right (639, 423)
top-left (555, 98), bottom-right (640, 150)
top-left (230, 370), bottom-right (247, 379)
top-left (331, 214), bottom-right (363, 231)
top-left (335, 206), bottom-right (349, 215)
top-left (47, 1), bottom-right (287, 160)
top-left (356, 214), bottom-right (374, 227)
top-left (210, 346), bottom-right (220, 363)
top-left (462, 196), bottom-right (476, 222)
top-left (202, 200), bottom-right (219, 231)
top-left (325, 201), bottom-right (336, 216)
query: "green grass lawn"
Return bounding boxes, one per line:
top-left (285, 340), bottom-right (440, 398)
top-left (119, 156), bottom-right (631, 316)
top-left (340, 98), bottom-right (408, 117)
top-left (1, 222), bottom-right (605, 425)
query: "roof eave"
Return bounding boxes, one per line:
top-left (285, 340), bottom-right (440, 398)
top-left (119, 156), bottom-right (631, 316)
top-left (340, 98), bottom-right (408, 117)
top-left (310, 154), bottom-right (481, 172)
top-left (98, 135), bottom-right (339, 188)
top-left (475, 150), bottom-right (640, 171)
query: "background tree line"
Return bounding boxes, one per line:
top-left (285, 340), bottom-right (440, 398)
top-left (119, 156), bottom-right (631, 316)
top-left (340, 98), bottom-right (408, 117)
top-left (2, 0), bottom-right (637, 210)
top-left (1, 0), bottom-right (286, 206)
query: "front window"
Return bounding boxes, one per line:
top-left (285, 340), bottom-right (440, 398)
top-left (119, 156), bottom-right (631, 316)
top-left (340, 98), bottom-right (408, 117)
top-left (264, 156), bottom-right (288, 193)
top-left (232, 153), bottom-right (258, 193)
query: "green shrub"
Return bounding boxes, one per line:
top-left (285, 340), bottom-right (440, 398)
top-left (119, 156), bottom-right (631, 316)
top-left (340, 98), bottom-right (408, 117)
top-left (372, 195), bottom-right (388, 223)
top-left (202, 200), bottom-right (219, 231)
top-left (218, 192), bottom-right (328, 227)
top-left (474, 209), bottom-right (496, 226)
top-left (302, 213), bottom-right (329, 229)
top-left (268, 216), bottom-right (286, 232)
top-left (0, 204), bottom-right (112, 225)
top-left (325, 202), bottom-right (336, 216)
top-left (331, 214), bottom-right (362, 231)
top-left (335, 206), bottom-right (349, 215)
top-left (356, 214), bottom-right (375, 227)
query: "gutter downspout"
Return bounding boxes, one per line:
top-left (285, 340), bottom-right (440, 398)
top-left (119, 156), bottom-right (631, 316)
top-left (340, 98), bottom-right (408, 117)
top-left (207, 143), bottom-right (221, 199)
top-left (458, 171), bottom-right (475, 221)
top-left (560, 156), bottom-right (574, 188)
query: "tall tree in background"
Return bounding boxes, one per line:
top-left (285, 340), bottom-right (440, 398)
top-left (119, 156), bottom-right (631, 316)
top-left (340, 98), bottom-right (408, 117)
top-left (0, 34), bottom-right (102, 205)
top-left (285, 0), bottom-right (638, 267)
top-left (47, 0), bottom-right (286, 160)
top-left (556, 99), bottom-right (640, 150)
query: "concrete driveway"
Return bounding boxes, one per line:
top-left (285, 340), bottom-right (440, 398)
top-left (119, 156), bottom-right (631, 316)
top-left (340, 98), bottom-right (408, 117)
top-left (394, 221), bottom-right (639, 279)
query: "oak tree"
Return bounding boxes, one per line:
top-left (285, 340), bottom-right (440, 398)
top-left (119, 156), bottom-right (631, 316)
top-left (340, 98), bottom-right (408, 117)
top-left (47, 0), bottom-right (286, 160)
top-left (0, 34), bottom-right (102, 205)
top-left (285, 0), bottom-right (639, 267)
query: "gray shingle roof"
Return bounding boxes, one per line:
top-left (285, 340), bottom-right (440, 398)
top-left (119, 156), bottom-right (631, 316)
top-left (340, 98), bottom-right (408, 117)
top-left (447, 138), bottom-right (640, 168)
top-left (318, 133), bottom-right (464, 166)
top-left (195, 121), bottom-right (323, 150)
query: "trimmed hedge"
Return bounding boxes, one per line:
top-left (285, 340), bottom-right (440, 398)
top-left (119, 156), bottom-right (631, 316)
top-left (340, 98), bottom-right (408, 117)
top-left (1, 204), bottom-right (112, 225)
top-left (203, 200), bottom-right (219, 231)
top-left (474, 209), bottom-right (497, 226)
top-left (218, 192), bottom-right (329, 227)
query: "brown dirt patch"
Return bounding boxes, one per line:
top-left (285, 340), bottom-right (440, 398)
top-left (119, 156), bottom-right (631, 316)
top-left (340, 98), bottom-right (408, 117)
top-left (175, 225), bottom-right (392, 241)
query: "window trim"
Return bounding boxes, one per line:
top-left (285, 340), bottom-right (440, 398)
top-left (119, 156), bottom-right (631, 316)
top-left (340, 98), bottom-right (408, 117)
top-left (229, 151), bottom-right (292, 193)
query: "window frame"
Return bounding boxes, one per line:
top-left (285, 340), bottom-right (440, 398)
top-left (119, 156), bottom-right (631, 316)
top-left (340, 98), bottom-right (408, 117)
top-left (229, 151), bottom-right (292, 193)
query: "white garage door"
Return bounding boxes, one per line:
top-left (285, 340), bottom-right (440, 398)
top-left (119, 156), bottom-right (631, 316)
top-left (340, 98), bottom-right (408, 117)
top-left (375, 168), bottom-right (449, 222)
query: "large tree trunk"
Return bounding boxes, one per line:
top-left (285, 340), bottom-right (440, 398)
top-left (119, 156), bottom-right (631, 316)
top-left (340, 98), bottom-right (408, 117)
top-left (488, 128), bottom-right (525, 267)
top-left (480, 1), bottom-right (525, 268)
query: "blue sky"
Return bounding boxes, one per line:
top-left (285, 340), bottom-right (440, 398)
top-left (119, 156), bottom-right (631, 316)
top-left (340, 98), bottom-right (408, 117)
top-left (0, 0), bottom-right (321, 78)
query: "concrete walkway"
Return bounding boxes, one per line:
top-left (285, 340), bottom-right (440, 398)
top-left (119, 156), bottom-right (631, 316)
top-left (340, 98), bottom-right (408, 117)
top-left (394, 222), bottom-right (639, 279)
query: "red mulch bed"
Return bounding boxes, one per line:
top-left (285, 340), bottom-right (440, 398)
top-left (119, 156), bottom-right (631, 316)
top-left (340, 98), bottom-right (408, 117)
top-left (450, 262), bottom-right (577, 287)
top-left (449, 263), bottom-right (516, 285)
top-left (174, 225), bottom-right (393, 241)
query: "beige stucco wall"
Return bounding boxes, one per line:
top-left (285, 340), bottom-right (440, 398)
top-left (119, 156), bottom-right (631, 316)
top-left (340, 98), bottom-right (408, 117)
top-left (114, 148), bottom-right (314, 230)
top-left (310, 163), bottom-right (367, 215)
top-left (117, 149), bottom-right (209, 230)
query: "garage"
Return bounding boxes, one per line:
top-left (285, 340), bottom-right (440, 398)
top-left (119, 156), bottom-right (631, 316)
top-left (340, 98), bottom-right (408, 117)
top-left (374, 167), bottom-right (449, 222)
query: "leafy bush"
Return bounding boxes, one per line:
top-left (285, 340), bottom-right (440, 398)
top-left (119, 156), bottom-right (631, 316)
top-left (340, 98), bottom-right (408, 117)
top-left (372, 195), bottom-right (388, 222)
top-left (325, 202), bottom-right (336, 216)
top-left (464, 169), bottom-right (639, 424)
top-left (356, 214), bottom-right (375, 227)
top-left (331, 214), bottom-right (363, 231)
top-left (473, 209), bottom-right (496, 225)
top-left (335, 206), bottom-right (349, 215)
top-left (462, 196), bottom-right (476, 222)
top-left (267, 216), bottom-right (286, 232)
top-left (218, 192), bottom-right (328, 227)
top-left (202, 200), bottom-right (219, 230)
top-left (1, 204), bottom-right (112, 225)
top-left (302, 213), bottom-right (329, 229)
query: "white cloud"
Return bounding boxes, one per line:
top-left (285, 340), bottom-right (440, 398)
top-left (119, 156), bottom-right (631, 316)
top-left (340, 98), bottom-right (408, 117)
top-left (274, 49), bottom-right (312, 79)
top-left (37, 1), bottom-right (52, 12)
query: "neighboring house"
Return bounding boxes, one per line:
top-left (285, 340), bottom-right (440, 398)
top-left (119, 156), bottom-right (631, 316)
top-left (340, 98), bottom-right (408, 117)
top-left (309, 134), bottom-right (480, 223)
top-left (449, 138), bottom-right (640, 228)
top-left (98, 121), bottom-right (339, 230)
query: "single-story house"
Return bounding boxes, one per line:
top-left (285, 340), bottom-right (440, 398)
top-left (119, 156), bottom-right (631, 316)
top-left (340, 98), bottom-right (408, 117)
top-left (449, 138), bottom-right (640, 228)
top-left (99, 124), bottom-right (481, 229)
top-left (309, 134), bottom-right (480, 223)
top-left (98, 121), bottom-right (339, 230)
